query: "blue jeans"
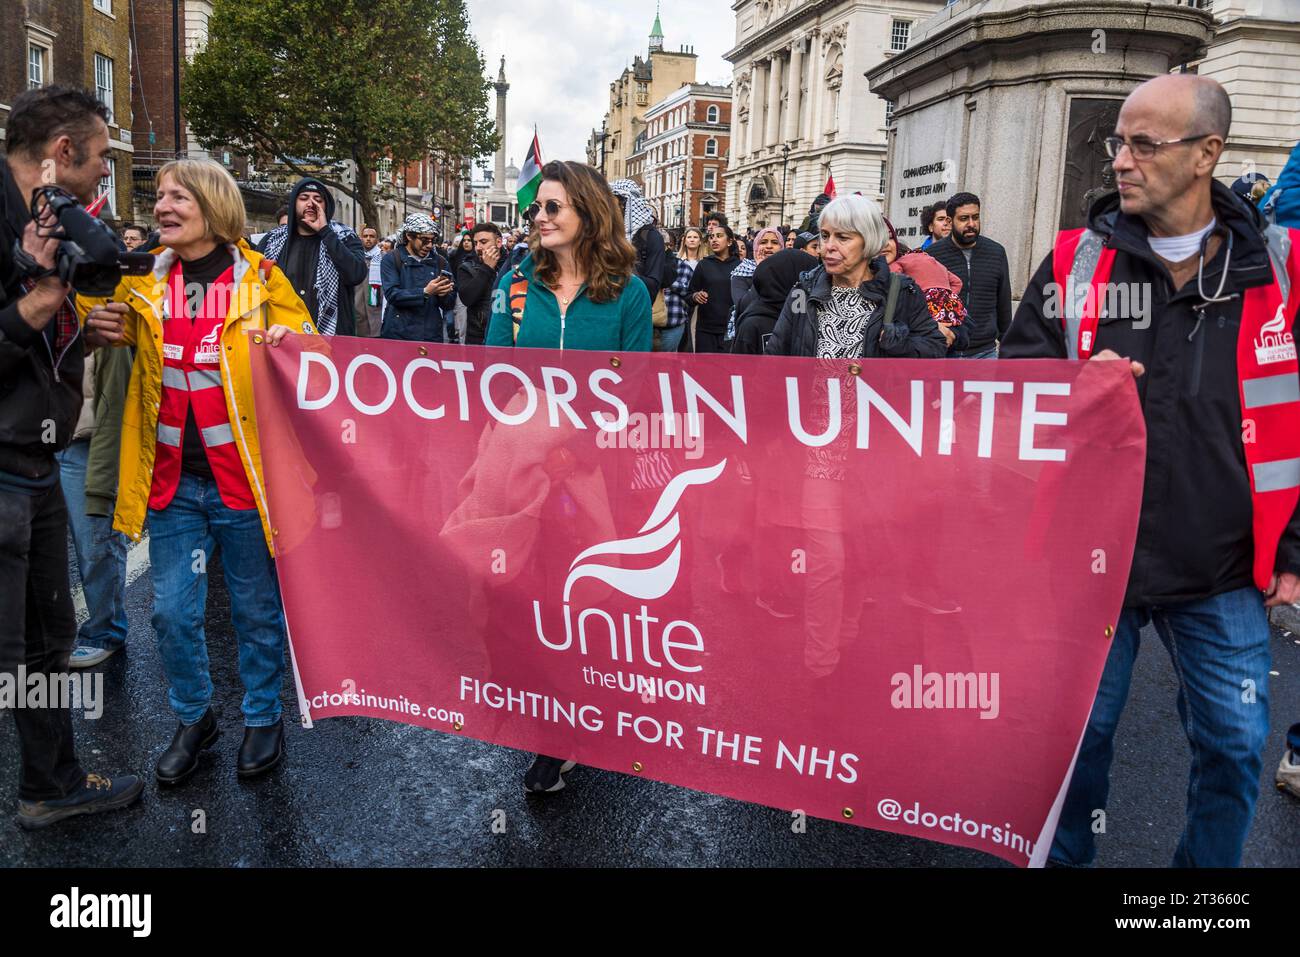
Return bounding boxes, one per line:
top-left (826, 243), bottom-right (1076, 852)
top-left (655, 325), bottom-right (687, 353)
top-left (148, 472), bottom-right (286, 727)
top-left (1050, 586), bottom-right (1271, 867)
top-left (57, 439), bottom-right (128, 650)
top-left (955, 344), bottom-right (999, 359)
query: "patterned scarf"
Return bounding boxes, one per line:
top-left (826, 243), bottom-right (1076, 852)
top-left (609, 179), bottom-right (656, 241)
top-left (261, 221), bottom-right (355, 335)
top-left (725, 258), bottom-right (758, 341)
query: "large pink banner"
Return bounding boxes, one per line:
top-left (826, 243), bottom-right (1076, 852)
top-left (250, 337), bottom-right (1145, 866)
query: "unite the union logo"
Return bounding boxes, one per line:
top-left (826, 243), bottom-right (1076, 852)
top-left (531, 459), bottom-right (728, 674)
top-left (1255, 303), bottom-right (1296, 366)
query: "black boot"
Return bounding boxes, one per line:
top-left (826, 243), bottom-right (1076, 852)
top-left (237, 720), bottom-right (285, 778)
top-left (156, 709), bottom-right (220, 785)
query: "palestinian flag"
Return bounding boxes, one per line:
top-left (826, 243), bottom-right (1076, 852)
top-left (824, 173), bottom-right (837, 199)
top-left (517, 131), bottom-right (543, 210)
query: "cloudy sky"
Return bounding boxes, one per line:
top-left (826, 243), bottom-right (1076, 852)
top-left (465, 0), bottom-right (735, 179)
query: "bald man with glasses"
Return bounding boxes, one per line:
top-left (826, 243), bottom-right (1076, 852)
top-left (1003, 74), bottom-right (1300, 867)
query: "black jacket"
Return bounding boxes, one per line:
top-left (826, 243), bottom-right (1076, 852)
top-left (685, 255), bottom-right (740, 334)
top-left (1002, 180), bottom-right (1300, 605)
top-left (256, 178), bottom-right (367, 335)
top-left (927, 234), bottom-right (1012, 351)
top-left (632, 224), bottom-right (667, 302)
top-left (457, 253), bottom-right (498, 345)
top-left (0, 158), bottom-right (84, 479)
top-left (764, 258), bottom-right (949, 359)
top-left (733, 250), bottom-right (818, 355)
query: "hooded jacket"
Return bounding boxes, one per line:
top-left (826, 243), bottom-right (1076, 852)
top-left (1002, 180), bottom-right (1300, 605)
top-left (733, 250), bottom-right (818, 355)
top-left (0, 157), bottom-right (84, 481)
top-left (256, 178), bottom-right (367, 335)
top-left (764, 257), bottom-right (949, 360)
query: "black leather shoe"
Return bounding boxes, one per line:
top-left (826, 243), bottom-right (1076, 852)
top-left (156, 709), bottom-right (220, 785)
top-left (237, 720), bottom-right (284, 778)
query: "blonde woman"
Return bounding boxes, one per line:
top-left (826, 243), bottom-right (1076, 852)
top-left (661, 226), bottom-right (705, 351)
top-left (82, 159), bottom-right (315, 785)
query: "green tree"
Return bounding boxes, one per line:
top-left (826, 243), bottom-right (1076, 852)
top-left (186, 0), bottom-right (498, 231)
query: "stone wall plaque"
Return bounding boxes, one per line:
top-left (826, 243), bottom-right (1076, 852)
top-left (1059, 98), bottom-right (1122, 232)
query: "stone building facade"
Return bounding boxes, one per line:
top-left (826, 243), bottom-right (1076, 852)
top-left (724, 0), bottom-right (947, 230)
top-left (1192, 0), bottom-right (1300, 183)
top-left (587, 13), bottom-right (698, 182)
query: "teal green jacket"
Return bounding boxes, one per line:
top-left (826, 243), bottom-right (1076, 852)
top-left (484, 254), bottom-right (653, 352)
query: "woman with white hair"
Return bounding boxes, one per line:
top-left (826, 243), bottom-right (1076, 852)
top-left (763, 195), bottom-right (949, 681)
top-left (765, 194), bottom-right (946, 359)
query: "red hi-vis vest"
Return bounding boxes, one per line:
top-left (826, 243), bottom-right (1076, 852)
top-left (1053, 224), bottom-right (1300, 589)
top-left (149, 261), bottom-right (256, 512)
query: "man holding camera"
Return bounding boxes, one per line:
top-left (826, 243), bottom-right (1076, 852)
top-left (0, 86), bottom-right (143, 829)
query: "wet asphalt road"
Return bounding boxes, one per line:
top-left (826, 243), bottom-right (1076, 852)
top-left (3, 550), bottom-right (1299, 868)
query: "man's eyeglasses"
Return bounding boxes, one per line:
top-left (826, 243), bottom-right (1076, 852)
top-left (411, 234), bottom-right (436, 245)
top-left (1103, 133), bottom-right (1214, 161)
top-left (526, 199), bottom-right (570, 221)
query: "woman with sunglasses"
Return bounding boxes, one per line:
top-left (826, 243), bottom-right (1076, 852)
top-left (482, 161), bottom-right (651, 795)
top-left (486, 161), bottom-right (651, 352)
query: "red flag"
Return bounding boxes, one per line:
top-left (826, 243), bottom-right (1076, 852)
top-left (824, 173), bottom-right (837, 198)
top-left (85, 190), bottom-right (110, 217)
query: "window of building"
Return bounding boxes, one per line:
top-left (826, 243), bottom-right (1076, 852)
top-left (707, 105), bottom-right (720, 124)
top-left (878, 160), bottom-right (887, 198)
top-left (100, 159), bottom-right (116, 215)
top-left (885, 100), bottom-right (896, 127)
top-left (890, 19), bottom-right (911, 52)
top-left (705, 138), bottom-right (718, 157)
top-left (94, 53), bottom-right (114, 122)
top-left (28, 44), bottom-right (46, 89)
top-left (93, 0), bottom-right (112, 12)
top-left (704, 168), bottom-right (717, 191)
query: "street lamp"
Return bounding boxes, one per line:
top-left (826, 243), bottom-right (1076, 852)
top-left (171, 0), bottom-right (182, 157)
top-left (780, 143), bottom-right (792, 228)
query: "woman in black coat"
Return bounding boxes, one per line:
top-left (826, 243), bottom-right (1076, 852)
top-left (733, 250), bottom-right (819, 356)
top-left (685, 224), bottom-right (741, 353)
top-left (765, 197), bottom-right (946, 360)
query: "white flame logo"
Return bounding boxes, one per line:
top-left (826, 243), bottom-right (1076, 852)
top-left (563, 459), bottom-right (727, 602)
top-left (1260, 303), bottom-right (1288, 337)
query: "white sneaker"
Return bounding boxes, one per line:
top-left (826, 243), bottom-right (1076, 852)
top-left (69, 645), bottom-right (119, 668)
top-left (1277, 749), bottom-right (1300, 799)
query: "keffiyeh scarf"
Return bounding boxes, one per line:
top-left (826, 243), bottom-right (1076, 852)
top-left (261, 221), bottom-right (356, 335)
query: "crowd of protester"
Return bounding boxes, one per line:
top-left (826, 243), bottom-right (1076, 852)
top-left (2, 77), bottom-right (1298, 871)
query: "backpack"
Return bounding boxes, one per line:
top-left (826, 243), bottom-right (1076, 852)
top-left (508, 268), bottom-right (529, 343)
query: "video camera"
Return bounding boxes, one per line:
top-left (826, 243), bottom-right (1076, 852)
top-left (14, 185), bottom-right (153, 296)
